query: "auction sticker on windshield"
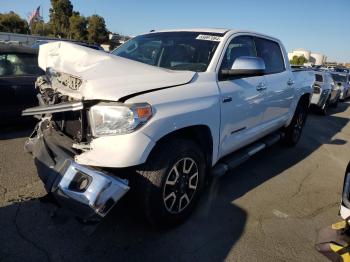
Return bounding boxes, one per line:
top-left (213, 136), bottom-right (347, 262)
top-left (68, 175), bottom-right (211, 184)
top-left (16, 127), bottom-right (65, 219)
top-left (196, 34), bottom-right (222, 42)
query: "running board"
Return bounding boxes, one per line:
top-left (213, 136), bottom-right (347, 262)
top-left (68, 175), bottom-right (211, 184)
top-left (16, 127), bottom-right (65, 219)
top-left (211, 131), bottom-right (284, 177)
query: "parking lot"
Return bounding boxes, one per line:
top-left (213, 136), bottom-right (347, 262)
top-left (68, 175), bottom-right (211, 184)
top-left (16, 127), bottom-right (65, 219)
top-left (0, 101), bottom-right (349, 262)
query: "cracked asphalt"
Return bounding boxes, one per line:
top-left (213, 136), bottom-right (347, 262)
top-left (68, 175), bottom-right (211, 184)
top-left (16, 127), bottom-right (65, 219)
top-left (0, 101), bottom-right (349, 262)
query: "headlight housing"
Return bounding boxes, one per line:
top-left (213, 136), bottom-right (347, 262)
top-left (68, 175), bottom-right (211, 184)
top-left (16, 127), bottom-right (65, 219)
top-left (89, 102), bottom-right (152, 137)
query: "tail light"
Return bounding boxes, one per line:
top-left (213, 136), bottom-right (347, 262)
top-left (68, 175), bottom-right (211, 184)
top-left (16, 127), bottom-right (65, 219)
top-left (313, 84), bottom-right (321, 94)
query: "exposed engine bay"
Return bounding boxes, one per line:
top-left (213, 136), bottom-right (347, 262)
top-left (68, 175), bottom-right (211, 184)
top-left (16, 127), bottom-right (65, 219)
top-left (24, 71), bottom-right (93, 148)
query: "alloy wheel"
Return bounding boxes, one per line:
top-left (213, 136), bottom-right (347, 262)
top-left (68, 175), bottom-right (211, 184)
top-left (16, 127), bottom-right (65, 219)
top-left (162, 157), bottom-right (199, 214)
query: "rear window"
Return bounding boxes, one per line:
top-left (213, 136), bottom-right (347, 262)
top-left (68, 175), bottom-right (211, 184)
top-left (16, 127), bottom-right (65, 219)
top-left (0, 53), bottom-right (42, 76)
top-left (331, 74), bottom-right (347, 82)
top-left (255, 37), bottom-right (285, 74)
top-left (315, 74), bottom-right (323, 82)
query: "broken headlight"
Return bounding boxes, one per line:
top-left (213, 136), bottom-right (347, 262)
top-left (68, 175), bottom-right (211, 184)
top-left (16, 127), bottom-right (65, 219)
top-left (89, 103), bottom-right (152, 137)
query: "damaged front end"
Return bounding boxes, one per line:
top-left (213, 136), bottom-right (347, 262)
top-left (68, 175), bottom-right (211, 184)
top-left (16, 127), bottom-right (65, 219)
top-left (23, 75), bottom-right (129, 220)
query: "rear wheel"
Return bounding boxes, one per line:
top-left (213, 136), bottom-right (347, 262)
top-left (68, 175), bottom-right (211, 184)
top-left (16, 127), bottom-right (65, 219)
top-left (134, 139), bottom-right (206, 227)
top-left (283, 101), bottom-right (308, 147)
top-left (330, 97), bottom-right (339, 108)
top-left (320, 97), bottom-right (330, 115)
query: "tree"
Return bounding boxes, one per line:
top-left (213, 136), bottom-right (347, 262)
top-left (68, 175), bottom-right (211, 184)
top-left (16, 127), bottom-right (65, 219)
top-left (49, 0), bottom-right (73, 38)
top-left (0, 11), bottom-right (29, 34)
top-left (290, 55), bottom-right (308, 65)
top-left (87, 15), bottom-right (109, 44)
top-left (31, 20), bottom-right (53, 36)
top-left (69, 13), bottom-right (87, 41)
top-left (298, 56), bottom-right (308, 65)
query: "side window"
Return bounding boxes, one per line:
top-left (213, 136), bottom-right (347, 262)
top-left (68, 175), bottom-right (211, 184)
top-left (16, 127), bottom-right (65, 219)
top-left (315, 74), bottom-right (323, 82)
top-left (254, 38), bottom-right (285, 74)
top-left (0, 53), bottom-right (42, 77)
top-left (220, 36), bottom-right (256, 70)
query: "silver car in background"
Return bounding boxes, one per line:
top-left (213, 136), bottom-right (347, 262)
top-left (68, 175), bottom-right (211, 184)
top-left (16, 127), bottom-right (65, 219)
top-left (331, 72), bottom-right (350, 100)
top-left (311, 71), bottom-right (341, 114)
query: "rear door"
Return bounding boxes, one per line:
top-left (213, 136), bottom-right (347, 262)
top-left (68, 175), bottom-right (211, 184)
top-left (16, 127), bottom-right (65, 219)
top-left (254, 37), bottom-right (293, 125)
top-left (0, 52), bottom-right (42, 121)
top-left (217, 35), bottom-right (267, 157)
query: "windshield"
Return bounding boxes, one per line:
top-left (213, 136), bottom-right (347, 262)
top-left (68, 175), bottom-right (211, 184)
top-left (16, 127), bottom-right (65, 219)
top-left (111, 32), bottom-right (222, 72)
top-left (331, 74), bottom-right (347, 82)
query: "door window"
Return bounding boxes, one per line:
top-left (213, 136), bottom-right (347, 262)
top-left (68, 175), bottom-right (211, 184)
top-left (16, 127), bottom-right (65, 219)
top-left (0, 53), bottom-right (42, 77)
top-left (254, 38), bottom-right (285, 74)
top-left (220, 36), bottom-right (257, 71)
top-left (315, 73), bottom-right (323, 82)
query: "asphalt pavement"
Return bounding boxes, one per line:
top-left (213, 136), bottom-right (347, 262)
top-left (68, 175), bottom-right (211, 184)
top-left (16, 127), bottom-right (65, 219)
top-left (0, 101), bottom-right (349, 262)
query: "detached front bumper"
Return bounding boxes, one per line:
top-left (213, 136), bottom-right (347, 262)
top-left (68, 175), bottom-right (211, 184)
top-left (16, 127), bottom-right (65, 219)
top-left (25, 122), bottom-right (129, 219)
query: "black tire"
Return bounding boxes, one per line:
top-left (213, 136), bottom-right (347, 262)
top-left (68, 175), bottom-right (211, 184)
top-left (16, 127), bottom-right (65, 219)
top-left (320, 97), bottom-right (330, 115)
top-left (134, 139), bottom-right (206, 227)
top-left (330, 97), bottom-right (339, 108)
top-left (283, 101), bottom-right (308, 147)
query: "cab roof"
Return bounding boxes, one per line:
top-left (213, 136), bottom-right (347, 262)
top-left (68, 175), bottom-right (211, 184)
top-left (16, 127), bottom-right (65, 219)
top-left (150, 28), bottom-right (281, 43)
top-left (152, 28), bottom-right (230, 34)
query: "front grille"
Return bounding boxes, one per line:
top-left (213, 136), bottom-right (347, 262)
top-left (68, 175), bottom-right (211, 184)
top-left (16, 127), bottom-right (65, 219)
top-left (47, 68), bottom-right (83, 91)
top-left (52, 109), bottom-right (91, 143)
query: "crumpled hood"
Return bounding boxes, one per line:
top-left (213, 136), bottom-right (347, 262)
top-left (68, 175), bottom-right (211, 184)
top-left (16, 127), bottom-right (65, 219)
top-left (38, 41), bottom-right (196, 101)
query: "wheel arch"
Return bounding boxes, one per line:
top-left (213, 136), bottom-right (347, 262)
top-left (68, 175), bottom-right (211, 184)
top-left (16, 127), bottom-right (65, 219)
top-left (299, 93), bottom-right (311, 108)
top-left (146, 125), bottom-right (214, 168)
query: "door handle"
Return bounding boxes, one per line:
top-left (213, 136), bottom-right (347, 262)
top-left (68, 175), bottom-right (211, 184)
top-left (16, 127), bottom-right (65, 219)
top-left (287, 79), bottom-right (295, 86)
top-left (256, 82), bottom-right (267, 91)
top-left (222, 96), bottom-right (233, 103)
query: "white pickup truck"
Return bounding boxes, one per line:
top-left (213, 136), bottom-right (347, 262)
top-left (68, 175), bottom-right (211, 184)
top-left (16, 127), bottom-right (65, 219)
top-left (23, 28), bottom-right (314, 227)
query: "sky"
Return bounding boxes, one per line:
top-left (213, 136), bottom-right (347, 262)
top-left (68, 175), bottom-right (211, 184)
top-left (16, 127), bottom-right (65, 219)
top-left (0, 0), bottom-right (349, 62)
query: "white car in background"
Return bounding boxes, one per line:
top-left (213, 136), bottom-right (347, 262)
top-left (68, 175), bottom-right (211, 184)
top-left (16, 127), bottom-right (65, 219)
top-left (331, 72), bottom-right (350, 100)
top-left (311, 71), bottom-right (341, 114)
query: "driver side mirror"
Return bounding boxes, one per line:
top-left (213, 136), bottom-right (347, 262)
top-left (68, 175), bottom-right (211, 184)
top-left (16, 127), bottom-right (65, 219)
top-left (220, 56), bottom-right (266, 78)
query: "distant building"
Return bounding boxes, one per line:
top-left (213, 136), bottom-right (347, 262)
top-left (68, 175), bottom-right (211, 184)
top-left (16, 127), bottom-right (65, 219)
top-left (288, 48), bottom-right (327, 66)
top-left (288, 48), bottom-right (311, 61)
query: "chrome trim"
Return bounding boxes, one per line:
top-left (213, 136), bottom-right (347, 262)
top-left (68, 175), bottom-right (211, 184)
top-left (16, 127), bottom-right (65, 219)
top-left (287, 79), bottom-right (295, 86)
top-left (22, 101), bottom-right (83, 116)
top-left (58, 160), bottom-right (129, 217)
top-left (47, 67), bottom-right (83, 91)
top-left (256, 82), bottom-right (267, 91)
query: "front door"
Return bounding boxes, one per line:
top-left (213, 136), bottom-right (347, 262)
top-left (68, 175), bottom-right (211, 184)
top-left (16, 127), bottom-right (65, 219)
top-left (217, 35), bottom-right (267, 158)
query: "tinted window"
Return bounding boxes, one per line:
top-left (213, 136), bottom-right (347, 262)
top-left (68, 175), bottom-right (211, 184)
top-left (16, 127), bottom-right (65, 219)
top-left (220, 36), bottom-right (256, 70)
top-left (331, 74), bottom-right (347, 82)
top-left (255, 38), bottom-right (285, 74)
top-left (112, 32), bottom-right (221, 72)
top-left (315, 74), bottom-right (323, 82)
top-left (0, 53), bottom-right (42, 76)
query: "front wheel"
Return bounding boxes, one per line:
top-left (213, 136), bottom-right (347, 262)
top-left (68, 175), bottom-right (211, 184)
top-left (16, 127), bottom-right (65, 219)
top-left (134, 139), bottom-right (206, 227)
top-left (283, 102), bottom-right (308, 147)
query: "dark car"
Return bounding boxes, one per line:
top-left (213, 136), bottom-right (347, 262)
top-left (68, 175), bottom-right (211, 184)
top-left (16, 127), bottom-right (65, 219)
top-left (31, 40), bottom-right (104, 51)
top-left (0, 44), bottom-right (44, 126)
